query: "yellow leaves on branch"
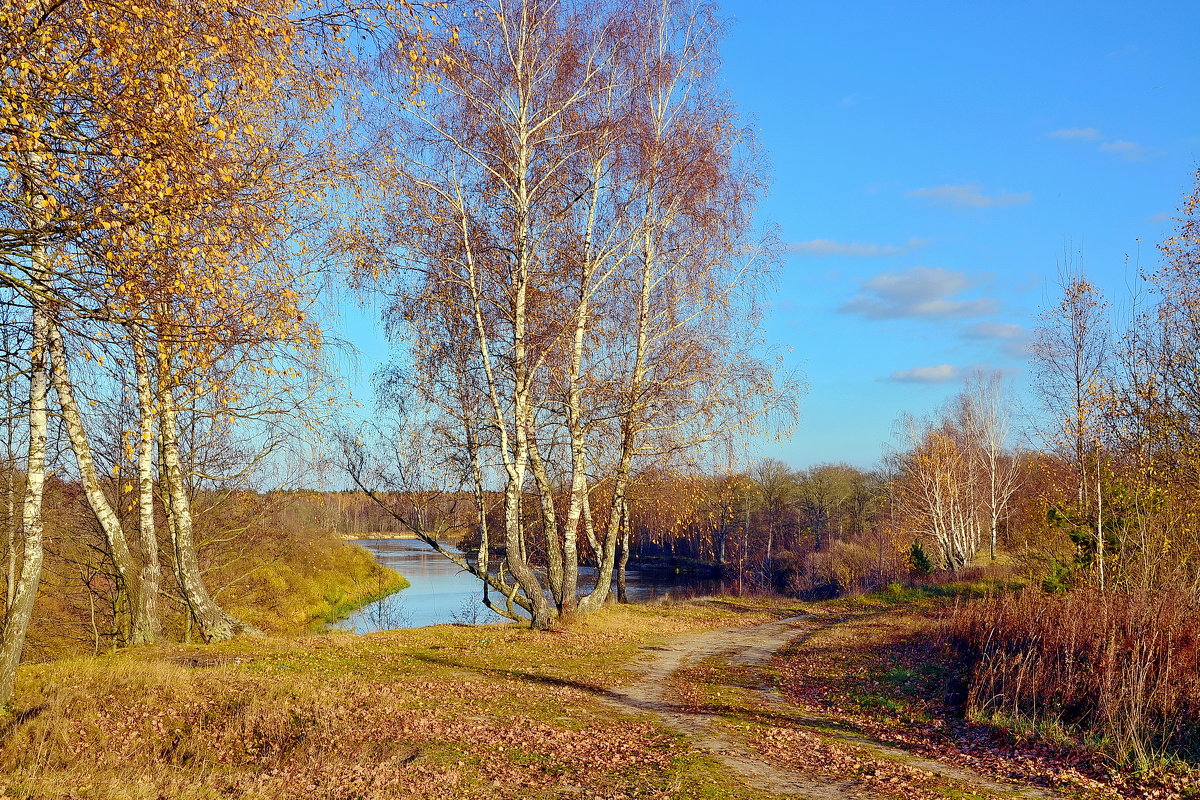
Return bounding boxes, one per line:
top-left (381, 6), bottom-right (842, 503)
top-left (3, 0), bottom-right (426, 380)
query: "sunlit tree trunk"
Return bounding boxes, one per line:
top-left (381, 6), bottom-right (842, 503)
top-left (131, 325), bottom-right (162, 642)
top-left (3, 346), bottom-right (17, 615)
top-left (962, 370), bottom-right (1021, 562)
top-left (558, 153), bottom-right (618, 616)
top-left (0, 222), bottom-right (49, 707)
top-left (367, 0), bottom-right (788, 622)
top-left (157, 346), bottom-right (259, 642)
top-left (46, 318), bottom-right (145, 641)
top-left (1032, 270), bottom-right (1110, 585)
top-left (526, 435), bottom-right (564, 608)
top-left (578, 216), bottom-right (651, 613)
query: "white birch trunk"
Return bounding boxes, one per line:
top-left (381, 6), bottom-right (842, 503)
top-left (131, 326), bottom-right (162, 643)
top-left (0, 240), bottom-right (49, 707)
top-left (46, 318), bottom-right (145, 640)
top-left (4, 373), bottom-right (15, 613)
top-left (157, 348), bottom-right (260, 642)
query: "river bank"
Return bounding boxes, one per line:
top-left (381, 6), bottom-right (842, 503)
top-left (0, 597), bottom-right (787, 799)
top-left (340, 538), bottom-right (725, 631)
top-left (227, 538), bottom-right (409, 635)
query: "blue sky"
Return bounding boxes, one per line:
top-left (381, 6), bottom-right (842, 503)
top-left (329, 0), bottom-right (1200, 472)
top-left (723, 0), bottom-right (1200, 469)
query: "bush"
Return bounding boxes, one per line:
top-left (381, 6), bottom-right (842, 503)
top-left (945, 588), bottom-right (1200, 768)
top-left (1040, 558), bottom-right (1074, 594)
top-left (803, 541), bottom-right (879, 596)
top-left (769, 549), bottom-right (807, 595)
top-left (909, 541), bottom-right (935, 576)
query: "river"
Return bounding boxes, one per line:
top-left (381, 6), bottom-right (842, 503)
top-left (340, 537), bottom-right (725, 632)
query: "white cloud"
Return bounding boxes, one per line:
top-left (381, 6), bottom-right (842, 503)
top-left (961, 321), bottom-right (1033, 358)
top-left (1048, 127), bottom-right (1151, 161)
top-left (1048, 128), bottom-right (1102, 141)
top-left (889, 364), bottom-right (962, 384)
top-left (840, 267), bottom-right (999, 320)
top-left (887, 363), bottom-right (1020, 383)
top-left (786, 237), bottom-right (928, 258)
top-left (1149, 211), bottom-right (1176, 224)
top-left (1098, 139), bottom-right (1148, 160)
top-left (961, 321), bottom-right (1025, 340)
top-left (906, 184), bottom-right (1032, 209)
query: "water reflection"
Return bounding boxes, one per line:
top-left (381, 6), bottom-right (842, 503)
top-left (339, 538), bottom-right (724, 632)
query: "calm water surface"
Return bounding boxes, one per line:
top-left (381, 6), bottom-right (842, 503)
top-left (340, 538), bottom-right (723, 632)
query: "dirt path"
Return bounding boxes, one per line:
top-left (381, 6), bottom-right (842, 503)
top-left (603, 614), bottom-right (1058, 800)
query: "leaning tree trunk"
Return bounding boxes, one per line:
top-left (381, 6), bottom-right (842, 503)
top-left (46, 319), bottom-right (148, 641)
top-left (0, 272), bottom-right (49, 708)
top-left (158, 374), bottom-right (260, 642)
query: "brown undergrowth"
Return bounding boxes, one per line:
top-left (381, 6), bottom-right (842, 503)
top-left (668, 656), bottom-right (991, 800)
top-left (945, 589), bottom-right (1200, 770)
top-left (660, 609), bottom-right (1052, 800)
top-left (771, 597), bottom-right (1200, 800)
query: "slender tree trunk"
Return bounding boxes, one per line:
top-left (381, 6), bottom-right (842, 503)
top-left (616, 498), bottom-right (630, 604)
top-left (157, 357), bottom-right (259, 642)
top-left (989, 461), bottom-right (998, 561)
top-left (560, 162), bottom-right (608, 617)
top-left (0, 263), bottom-right (49, 708)
top-left (509, 101), bottom-right (554, 630)
top-left (47, 319), bottom-right (145, 640)
top-left (131, 326), bottom-right (161, 643)
top-left (1096, 460), bottom-right (1105, 590)
top-left (526, 435), bottom-right (564, 608)
top-left (579, 484), bottom-right (623, 612)
top-left (579, 191), bottom-right (655, 614)
top-left (4, 372), bottom-right (15, 615)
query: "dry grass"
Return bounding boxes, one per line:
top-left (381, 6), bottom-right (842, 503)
top-left (945, 588), bottom-right (1200, 770)
top-left (0, 596), bottom-right (800, 800)
top-left (771, 603), bottom-right (1195, 799)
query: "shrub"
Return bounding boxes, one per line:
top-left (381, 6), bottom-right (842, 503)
top-left (769, 549), bottom-right (807, 595)
top-left (909, 541), bottom-right (935, 576)
top-left (1040, 558), bottom-right (1074, 594)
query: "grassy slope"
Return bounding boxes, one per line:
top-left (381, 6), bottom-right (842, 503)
top-left (223, 539), bottom-right (410, 635)
top-left (0, 597), bottom-right (804, 800)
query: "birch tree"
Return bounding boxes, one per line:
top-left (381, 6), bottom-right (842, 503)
top-left (1032, 269), bottom-right (1111, 587)
top-left (893, 411), bottom-right (983, 572)
top-left (0, 157), bottom-right (50, 708)
top-left (357, 0), bottom-right (793, 627)
top-left (0, 0), bottom-right (436, 698)
top-left (962, 369), bottom-right (1022, 561)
